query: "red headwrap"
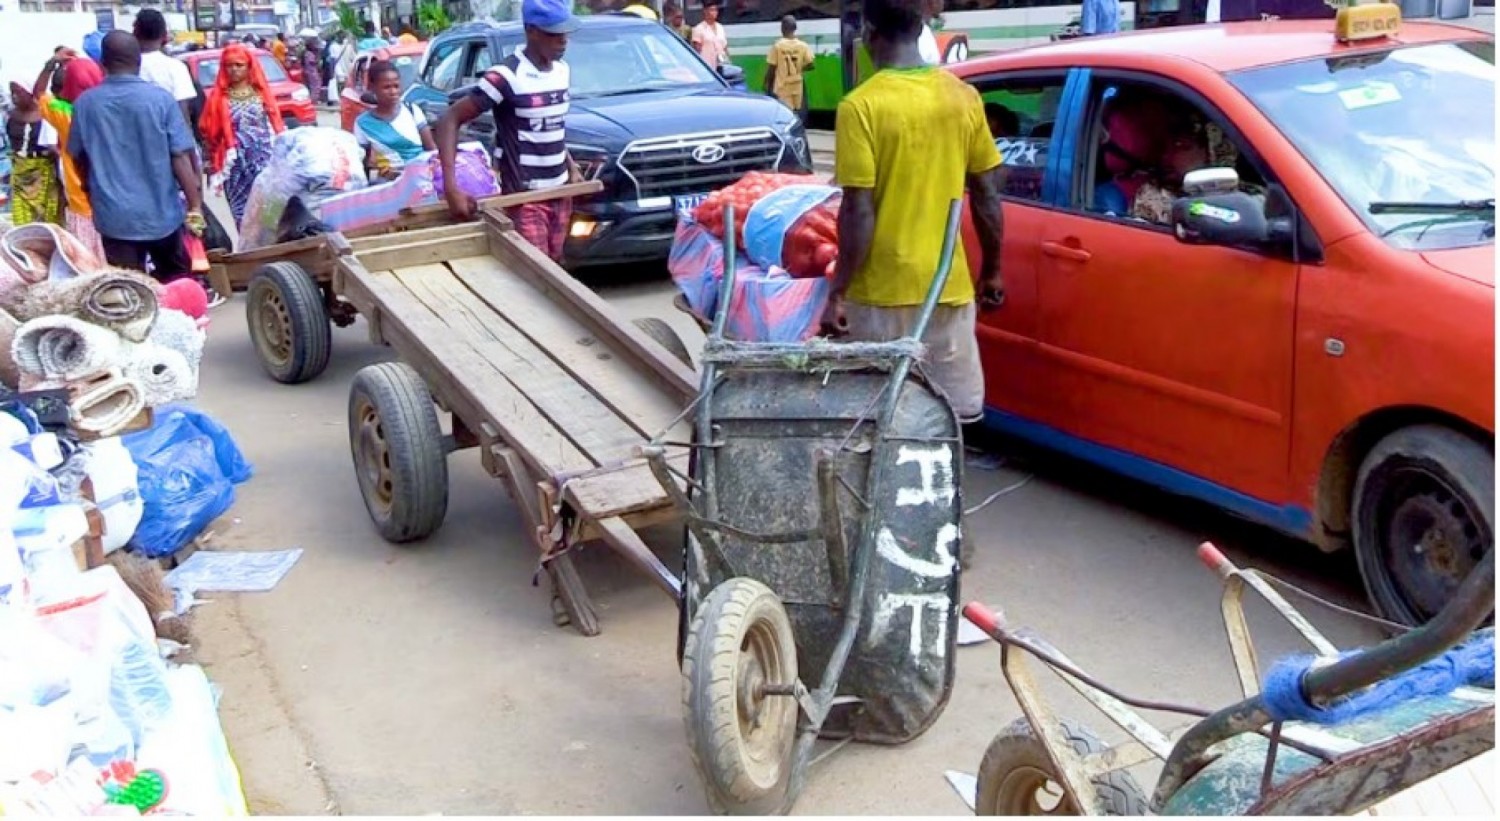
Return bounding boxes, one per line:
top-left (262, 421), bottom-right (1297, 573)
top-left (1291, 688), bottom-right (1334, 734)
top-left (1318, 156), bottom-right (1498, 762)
top-left (59, 58), bottom-right (103, 104)
top-left (198, 45), bottom-right (285, 175)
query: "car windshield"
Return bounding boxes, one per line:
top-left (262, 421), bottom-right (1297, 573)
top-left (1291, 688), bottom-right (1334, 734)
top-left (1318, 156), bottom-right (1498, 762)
top-left (1231, 41), bottom-right (1495, 251)
top-left (491, 26), bottom-right (720, 98)
top-left (390, 54), bottom-right (419, 90)
top-left (197, 54), bottom-right (290, 87)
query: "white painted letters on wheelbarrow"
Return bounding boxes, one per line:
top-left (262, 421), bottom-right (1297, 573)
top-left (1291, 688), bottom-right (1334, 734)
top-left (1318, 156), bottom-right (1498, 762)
top-left (895, 445), bottom-right (957, 507)
top-left (868, 444), bottom-right (962, 660)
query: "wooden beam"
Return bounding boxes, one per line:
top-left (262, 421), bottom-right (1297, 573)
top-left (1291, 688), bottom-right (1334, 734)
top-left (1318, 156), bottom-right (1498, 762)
top-left (397, 180), bottom-right (605, 221)
top-left (348, 223), bottom-right (485, 255)
top-left (561, 455), bottom-right (687, 521)
top-left (353, 232), bottom-right (490, 272)
top-left (481, 215), bottom-right (698, 402)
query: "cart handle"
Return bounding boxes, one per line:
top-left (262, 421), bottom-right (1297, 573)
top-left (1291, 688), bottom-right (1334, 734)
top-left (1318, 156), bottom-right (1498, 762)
top-left (1196, 542), bottom-right (1236, 578)
top-left (962, 602), bottom-right (1002, 638)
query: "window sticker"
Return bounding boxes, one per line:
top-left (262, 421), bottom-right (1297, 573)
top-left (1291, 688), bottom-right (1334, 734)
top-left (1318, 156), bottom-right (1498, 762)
top-left (1338, 81), bottom-right (1402, 110)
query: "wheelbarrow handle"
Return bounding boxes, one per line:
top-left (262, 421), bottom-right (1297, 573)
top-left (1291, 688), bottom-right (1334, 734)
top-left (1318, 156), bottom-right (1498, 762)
top-left (1196, 542), bottom-right (1237, 579)
top-left (962, 602), bottom-right (1003, 638)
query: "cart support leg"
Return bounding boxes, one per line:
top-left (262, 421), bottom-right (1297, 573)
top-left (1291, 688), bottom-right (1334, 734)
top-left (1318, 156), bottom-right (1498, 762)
top-left (594, 516), bottom-right (682, 599)
top-left (489, 446), bottom-right (601, 637)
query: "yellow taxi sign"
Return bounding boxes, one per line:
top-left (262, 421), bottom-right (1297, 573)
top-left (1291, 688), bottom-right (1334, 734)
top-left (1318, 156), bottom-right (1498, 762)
top-left (1335, 1), bottom-right (1402, 43)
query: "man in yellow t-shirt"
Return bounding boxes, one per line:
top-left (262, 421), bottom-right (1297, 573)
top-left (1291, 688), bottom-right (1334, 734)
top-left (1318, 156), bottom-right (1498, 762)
top-left (828, 0), bottom-right (1005, 431)
top-left (764, 16), bottom-right (815, 119)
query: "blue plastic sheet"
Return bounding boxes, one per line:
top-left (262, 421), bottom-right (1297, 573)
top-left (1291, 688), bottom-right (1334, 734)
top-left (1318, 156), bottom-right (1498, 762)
top-left (121, 405), bottom-right (252, 558)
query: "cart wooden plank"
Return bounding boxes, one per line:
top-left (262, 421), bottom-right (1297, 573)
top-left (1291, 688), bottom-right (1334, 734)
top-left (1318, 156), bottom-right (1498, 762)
top-left (337, 255), bottom-right (594, 478)
top-left (354, 232), bottom-right (491, 273)
top-left (389, 262), bottom-right (646, 465)
top-left (562, 455), bottom-right (688, 521)
top-left (344, 222), bottom-right (485, 254)
top-left (482, 214), bottom-right (697, 402)
top-left (447, 256), bottom-right (688, 438)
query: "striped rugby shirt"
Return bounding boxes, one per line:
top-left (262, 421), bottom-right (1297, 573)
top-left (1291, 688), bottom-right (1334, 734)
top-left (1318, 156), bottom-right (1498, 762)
top-left (470, 50), bottom-right (570, 193)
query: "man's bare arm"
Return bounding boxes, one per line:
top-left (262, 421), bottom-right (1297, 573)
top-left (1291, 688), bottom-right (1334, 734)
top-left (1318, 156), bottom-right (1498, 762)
top-left (966, 167), bottom-right (1005, 304)
top-left (435, 95), bottom-right (486, 217)
top-left (172, 151), bottom-right (203, 214)
top-left (831, 187), bottom-right (875, 298)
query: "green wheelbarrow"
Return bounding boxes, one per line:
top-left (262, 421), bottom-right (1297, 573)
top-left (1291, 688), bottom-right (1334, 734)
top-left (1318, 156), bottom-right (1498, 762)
top-left (962, 543), bottom-right (1494, 815)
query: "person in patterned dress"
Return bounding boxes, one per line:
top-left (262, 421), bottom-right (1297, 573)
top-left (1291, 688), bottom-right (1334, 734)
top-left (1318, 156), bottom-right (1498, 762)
top-left (198, 43), bottom-right (285, 228)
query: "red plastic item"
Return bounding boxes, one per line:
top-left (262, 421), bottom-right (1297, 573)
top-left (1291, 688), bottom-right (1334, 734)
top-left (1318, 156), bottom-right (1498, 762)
top-left (1196, 542), bottom-right (1234, 575)
top-left (962, 602), bottom-right (1001, 637)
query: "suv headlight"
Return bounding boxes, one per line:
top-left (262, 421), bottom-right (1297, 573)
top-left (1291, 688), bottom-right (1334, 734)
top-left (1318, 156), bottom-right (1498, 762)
top-left (567, 143), bottom-right (611, 181)
top-left (777, 117), bottom-right (810, 166)
top-left (291, 88), bottom-right (310, 102)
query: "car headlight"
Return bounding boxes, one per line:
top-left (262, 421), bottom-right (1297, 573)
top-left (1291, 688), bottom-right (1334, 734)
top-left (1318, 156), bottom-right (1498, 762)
top-left (291, 88), bottom-right (310, 102)
top-left (567, 143), bottom-right (611, 181)
top-left (778, 119), bottom-right (809, 164)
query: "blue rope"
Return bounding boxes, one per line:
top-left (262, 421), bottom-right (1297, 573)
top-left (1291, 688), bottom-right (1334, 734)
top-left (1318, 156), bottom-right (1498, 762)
top-left (1262, 628), bottom-right (1494, 725)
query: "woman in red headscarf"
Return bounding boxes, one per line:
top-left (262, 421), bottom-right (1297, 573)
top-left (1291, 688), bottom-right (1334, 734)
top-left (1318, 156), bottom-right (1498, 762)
top-left (199, 44), bottom-right (284, 227)
top-left (34, 50), bottom-right (106, 258)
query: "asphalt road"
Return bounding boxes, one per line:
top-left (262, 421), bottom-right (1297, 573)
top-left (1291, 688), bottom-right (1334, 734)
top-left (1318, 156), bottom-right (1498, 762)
top-left (186, 113), bottom-right (1391, 815)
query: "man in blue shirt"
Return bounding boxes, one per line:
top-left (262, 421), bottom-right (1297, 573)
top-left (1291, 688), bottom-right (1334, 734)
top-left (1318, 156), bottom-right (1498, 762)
top-left (69, 31), bottom-right (204, 283)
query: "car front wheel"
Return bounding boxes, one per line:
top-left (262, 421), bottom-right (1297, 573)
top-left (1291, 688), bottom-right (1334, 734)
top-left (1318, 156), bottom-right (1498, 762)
top-left (1352, 425), bottom-right (1494, 626)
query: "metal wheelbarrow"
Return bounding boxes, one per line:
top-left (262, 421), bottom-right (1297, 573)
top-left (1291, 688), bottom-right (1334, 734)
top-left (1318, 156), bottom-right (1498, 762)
top-left (643, 202), bottom-right (971, 814)
top-left (962, 543), bottom-right (1495, 815)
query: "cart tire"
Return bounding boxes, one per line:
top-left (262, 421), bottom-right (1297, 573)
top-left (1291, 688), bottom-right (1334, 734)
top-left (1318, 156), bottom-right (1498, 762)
top-left (246, 261), bottom-right (332, 384)
top-left (975, 717), bottom-right (1148, 816)
top-left (347, 362), bottom-right (449, 543)
top-left (633, 317), bottom-right (693, 367)
top-left (1352, 425), bottom-right (1494, 626)
top-left (682, 578), bottom-right (799, 815)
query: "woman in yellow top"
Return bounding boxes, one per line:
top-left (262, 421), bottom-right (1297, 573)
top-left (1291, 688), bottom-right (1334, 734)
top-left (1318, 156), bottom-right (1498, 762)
top-left (34, 50), bottom-right (106, 260)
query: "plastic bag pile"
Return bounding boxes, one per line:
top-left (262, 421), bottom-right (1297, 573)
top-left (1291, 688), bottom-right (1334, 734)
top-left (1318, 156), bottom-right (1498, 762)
top-left (238, 126), bottom-right (369, 251)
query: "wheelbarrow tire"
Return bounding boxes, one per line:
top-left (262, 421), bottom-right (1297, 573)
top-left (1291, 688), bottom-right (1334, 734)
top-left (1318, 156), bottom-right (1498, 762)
top-left (633, 317), bottom-right (694, 367)
top-left (246, 261), bottom-right (332, 384)
top-left (975, 717), bottom-right (1148, 816)
top-left (347, 362), bottom-right (449, 543)
top-left (682, 578), bottom-right (799, 815)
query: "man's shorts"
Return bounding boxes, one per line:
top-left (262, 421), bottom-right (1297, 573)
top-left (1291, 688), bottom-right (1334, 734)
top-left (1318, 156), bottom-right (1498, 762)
top-left (508, 199), bottom-right (573, 263)
top-left (844, 300), bottom-right (985, 424)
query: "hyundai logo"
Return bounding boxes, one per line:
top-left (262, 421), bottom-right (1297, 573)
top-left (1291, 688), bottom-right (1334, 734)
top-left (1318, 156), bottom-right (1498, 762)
top-left (691, 143), bottom-right (727, 164)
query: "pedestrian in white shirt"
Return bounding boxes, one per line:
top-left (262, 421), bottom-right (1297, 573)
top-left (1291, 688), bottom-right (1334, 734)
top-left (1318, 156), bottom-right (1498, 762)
top-left (133, 10), bottom-right (197, 130)
top-left (692, 0), bottom-right (730, 69)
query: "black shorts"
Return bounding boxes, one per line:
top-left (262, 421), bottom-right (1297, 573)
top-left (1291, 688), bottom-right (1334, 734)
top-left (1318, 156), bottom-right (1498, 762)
top-left (101, 228), bottom-right (192, 283)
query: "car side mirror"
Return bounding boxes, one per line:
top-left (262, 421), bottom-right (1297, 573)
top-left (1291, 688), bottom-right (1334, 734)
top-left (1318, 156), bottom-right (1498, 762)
top-left (359, 90), bottom-right (377, 106)
top-left (1171, 191), bottom-right (1270, 248)
top-left (718, 64), bottom-right (746, 84)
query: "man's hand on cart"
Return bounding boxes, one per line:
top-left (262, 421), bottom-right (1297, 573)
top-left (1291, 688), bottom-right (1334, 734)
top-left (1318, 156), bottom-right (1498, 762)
top-left (820, 292), bottom-right (849, 338)
top-left (184, 209), bottom-right (207, 237)
top-left (445, 189), bottom-right (478, 220)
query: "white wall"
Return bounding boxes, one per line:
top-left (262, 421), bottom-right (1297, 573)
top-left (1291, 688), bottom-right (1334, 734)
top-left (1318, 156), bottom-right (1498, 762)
top-left (0, 7), bottom-right (98, 91)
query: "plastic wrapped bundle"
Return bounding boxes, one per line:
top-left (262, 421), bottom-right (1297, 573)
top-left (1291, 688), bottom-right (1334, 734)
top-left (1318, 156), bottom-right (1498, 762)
top-left (237, 127), bottom-right (368, 250)
top-left (431, 142), bottom-right (499, 200)
top-left (668, 216), bottom-right (829, 343)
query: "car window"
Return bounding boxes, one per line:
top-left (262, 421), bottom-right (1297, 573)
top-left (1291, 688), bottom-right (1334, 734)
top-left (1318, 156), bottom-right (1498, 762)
top-left (466, 44), bottom-right (491, 84)
top-left (486, 25), bottom-right (719, 98)
top-left (1075, 80), bottom-right (1267, 227)
top-left (1231, 42), bottom-right (1495, 251)
top-left (391, 54), bottom-right (420, 90)
top-left (972, 77), bottom-right (1067, 203)
top-left (196, 54), bottom-right (288, 87)
top-left (425, 41), bottom-right (466, 91)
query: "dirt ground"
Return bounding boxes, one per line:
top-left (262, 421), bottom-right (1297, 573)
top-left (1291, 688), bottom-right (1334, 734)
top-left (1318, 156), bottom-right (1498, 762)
top-left (186, 266), bottom-right (1388, 815)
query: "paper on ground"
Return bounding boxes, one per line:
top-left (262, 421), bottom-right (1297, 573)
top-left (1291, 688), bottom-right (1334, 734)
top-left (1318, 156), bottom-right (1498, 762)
top-left (164, 548), bottom-right (303, 602)
top-left (945, 770), bottom-right (978, 811)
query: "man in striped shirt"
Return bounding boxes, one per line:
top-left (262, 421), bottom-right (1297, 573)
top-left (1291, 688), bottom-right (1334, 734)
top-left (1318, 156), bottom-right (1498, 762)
top-left (436, 0), bottom-right (582, 261)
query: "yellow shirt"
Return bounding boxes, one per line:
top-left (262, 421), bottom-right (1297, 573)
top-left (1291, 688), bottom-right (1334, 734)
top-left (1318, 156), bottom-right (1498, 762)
top-left (38, 94), bottom-right (90, 218)
top-left (767, 37), bottom-right (814, 100)
top-left (834, 68), bottom-right (999, 307)
top-left (271, 40), bottom-right (288, 64)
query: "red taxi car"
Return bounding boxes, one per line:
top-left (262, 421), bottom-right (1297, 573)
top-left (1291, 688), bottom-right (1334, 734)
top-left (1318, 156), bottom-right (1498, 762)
top-left (952, 10), bottom-right (1494, 624)
top-left (181, 47), bottom-right (318, 129)
top-left (338, 41), bottom-right (427, 132)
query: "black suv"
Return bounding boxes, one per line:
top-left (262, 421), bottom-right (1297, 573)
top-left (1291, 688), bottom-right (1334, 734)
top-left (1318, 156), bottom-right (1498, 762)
top-left (404, 13), bottom-right (812, 268)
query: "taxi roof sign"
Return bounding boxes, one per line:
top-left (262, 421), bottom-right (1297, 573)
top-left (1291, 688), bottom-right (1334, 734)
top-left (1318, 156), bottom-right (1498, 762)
top-left (1335, 1), bottom-right (1402, 43)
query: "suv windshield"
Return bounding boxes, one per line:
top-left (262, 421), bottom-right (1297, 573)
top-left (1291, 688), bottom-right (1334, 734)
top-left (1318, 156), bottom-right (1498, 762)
top-left (491, 26), bottom-right (721, 98)
top-left (1231, 42), bottom-right (1495, 251)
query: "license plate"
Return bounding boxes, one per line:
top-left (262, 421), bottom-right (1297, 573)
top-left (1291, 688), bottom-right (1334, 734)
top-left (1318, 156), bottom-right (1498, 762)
top-left (675, 193), bottom-right (709, 217)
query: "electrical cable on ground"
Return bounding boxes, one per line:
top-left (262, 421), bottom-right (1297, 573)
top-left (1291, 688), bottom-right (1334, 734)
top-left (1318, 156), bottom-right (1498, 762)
top-left (965, 474), bottom-right (1034, 516)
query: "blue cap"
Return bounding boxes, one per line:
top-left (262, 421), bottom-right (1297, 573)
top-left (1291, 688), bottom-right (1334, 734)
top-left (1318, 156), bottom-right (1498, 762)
top-left (522, 0), bottom-right (580, 35)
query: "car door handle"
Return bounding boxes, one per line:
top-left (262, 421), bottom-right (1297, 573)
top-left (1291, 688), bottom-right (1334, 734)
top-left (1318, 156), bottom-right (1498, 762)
top-left (1041, 241), bottom-right (1092, 263)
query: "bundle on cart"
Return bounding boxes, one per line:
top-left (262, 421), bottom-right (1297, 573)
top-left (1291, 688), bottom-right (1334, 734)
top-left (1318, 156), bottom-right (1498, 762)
top-left (670, 173), bottom-right (839, 342)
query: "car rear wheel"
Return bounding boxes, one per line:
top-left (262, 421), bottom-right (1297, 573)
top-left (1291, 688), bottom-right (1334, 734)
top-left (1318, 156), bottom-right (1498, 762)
top-left (1352, 425), bottom-right (1494, 626)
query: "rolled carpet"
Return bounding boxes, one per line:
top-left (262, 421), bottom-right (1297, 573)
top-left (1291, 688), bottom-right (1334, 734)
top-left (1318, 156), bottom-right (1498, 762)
top-left (120, 340), bottom-right (196, 406)
top-left (4, 270), bottom-right (159, 343)
top-left (25, 370), bottom-right (148, 438)
top-left (0, 307), bottom-right (20, 388)
top-left (147, 309), bottom-right (207, 376)
top-left (9, 315), bottom-right (124, 382)
top-left (0, 222), bottom-right (106, 285)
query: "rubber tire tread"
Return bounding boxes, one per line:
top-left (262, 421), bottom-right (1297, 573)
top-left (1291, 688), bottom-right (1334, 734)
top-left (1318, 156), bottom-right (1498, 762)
top-left (681, 577), bottom-right (798, 815)
top-left (633, 316), bottom-right (694, 367)
top-left (1352, 424), bottom-right (1495, 626)
top-left (975, 717), bottom-right (1148, 816)
top-left (247, 261), bottom-right (332, 384)
top-left (347, 362), bottom-right (449, 543)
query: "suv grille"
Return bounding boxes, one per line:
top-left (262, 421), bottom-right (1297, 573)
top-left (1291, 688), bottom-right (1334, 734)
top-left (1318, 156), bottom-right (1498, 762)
top-left (618, 129), bottom-right (785, 199)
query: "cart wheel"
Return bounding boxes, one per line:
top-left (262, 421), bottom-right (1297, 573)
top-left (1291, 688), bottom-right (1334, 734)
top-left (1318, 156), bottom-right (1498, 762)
top-left (347, 363), bottom-right (449, 543)
top-left (975, 717), bottom-right (1148, 816)
top-left (633, 317), bottom-right (693, 367)
top-left (246, 261), bottom-right (332, 384)
top-left (682, 578), bottom-right (799, 815)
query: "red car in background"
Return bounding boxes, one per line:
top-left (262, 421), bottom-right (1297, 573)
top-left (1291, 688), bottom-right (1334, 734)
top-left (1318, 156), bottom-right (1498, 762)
top-left (338, 41), bottom-right (428, 131)
top-left (181, 47), bottom-right (318, 131)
